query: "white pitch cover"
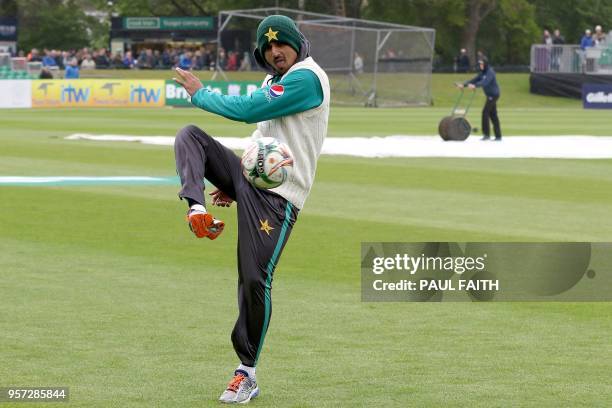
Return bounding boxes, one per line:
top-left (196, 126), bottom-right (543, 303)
top-left (0, 80), bottom-right (32, 108)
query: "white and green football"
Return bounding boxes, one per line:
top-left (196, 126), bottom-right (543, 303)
top-left (241, 137), bottom-right (294, 189)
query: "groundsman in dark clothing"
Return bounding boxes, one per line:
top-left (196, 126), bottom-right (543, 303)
top-left (458, 57), bottom-right (502, 141)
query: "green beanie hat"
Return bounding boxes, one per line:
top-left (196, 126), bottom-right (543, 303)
top-left (256, 15), bottom-right (302, 56)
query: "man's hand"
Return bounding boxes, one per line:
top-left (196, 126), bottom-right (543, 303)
top-left (209, 189), bottom-right (234, 207)
top-left (468, 83), bottom-right (476, 90)
top-left (173, 67), bottom-right (203, 96)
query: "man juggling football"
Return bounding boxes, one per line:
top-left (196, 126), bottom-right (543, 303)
top-left (173, 15), bottom-right (330, 404)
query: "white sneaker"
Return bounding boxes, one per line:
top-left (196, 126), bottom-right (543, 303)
top-left (218, 388), bottom-right (237, 404)
top-left (218, 370), bottom-right (256, 404)
top-left (234, 375), bottom-right (259, 404)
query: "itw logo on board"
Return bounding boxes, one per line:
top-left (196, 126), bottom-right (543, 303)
top-left (130, 85), bottom-right (161, 103)
top-left (61, 85), bottom-right (90, 103)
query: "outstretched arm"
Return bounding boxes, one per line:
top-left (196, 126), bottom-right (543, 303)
top-left (174, 67), bottom-right (324, 124)
top-left (464, 72), bottom-right (483, 87)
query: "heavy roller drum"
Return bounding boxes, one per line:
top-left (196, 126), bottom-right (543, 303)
top-left (438, 86), bottom-right (476, 141)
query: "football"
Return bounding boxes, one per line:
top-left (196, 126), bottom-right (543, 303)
top-left (241, 137), bottom-right (294, 189)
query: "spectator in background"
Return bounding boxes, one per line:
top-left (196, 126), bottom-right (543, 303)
top-left (239, 51), bottom-right (251, 71)
top-left (122, 51), bottom-right (135, 69)
top-left (72, 49), bottom-right (81, 65)
top-left (580, 29), bottom-right (596, 73)
top-left (542, 29), bottom-right (552, 45)
top-left (80, 54), bottom-right (96, 70)
top-left (226, 51), bottom-right (238, 71)
top-left (217, 48), bottom-right (227, 70)
top-left (61, 51), bottom-right (71, 68)
top-left (384, 48), bottom-right (397, 59)
top-left (178, 51), bottom-right (193, 70)
top-left (52, 50), bottom-right (64, 68)
top-left (138, 48), bottom-right (155, 69)
top-left (161, 48), bottom-right (172, 68)
top-left (42, 50), bottom-right (57, 67)
top-left (581, 29), bottom-right (594, 50)
top-left (552, 29), bottom-right (565, 45)
top-left (153, 50), bottom-right (162, 68)
top-left (39, 67), bottom-right (53, 79)
top-left (193, 49), bottom-right (204, 70)
top-left (201, 47), bottom-right (211, 70)
top-left (594, 25), bottom-right (606, 46)
top-left (64, 58), bottom-right (79, 79)
top-left (551, 29), bottom-right (565, 71)
top-left (137, 48), bottom-right (148, 68)
top-left (149, 49), bottom-right (157, 68)
top-left (457, 48), bottom-right (470, 73)
top-left (29, 48), bottom-right (42, 62)
top-left (94, 48), bottom-right (110, 68)
top-left (111, 52), bottom-right (123, 68)
top-left (353, 52), bottom-right (364, 74)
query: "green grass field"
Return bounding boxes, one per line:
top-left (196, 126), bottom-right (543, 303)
top-left (1, 74), bottom-right (612, 407)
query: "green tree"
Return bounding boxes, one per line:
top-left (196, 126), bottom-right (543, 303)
top-left (363, 0), bottom-right (546, 66)
top-left (0, 0), bottom-right (18, 15)
top-left (461, 0), bottom-right (497, 65)
top-left (478, 0), bottom-right (540, 65)
top-left (530, 0), bottom-right (612, 43)
top-left (97, 0), bottom-right (331, 17)
top-left (17, 0), bottom-right (101, 51)
top-left (362, 0), bottom-right (466, 66)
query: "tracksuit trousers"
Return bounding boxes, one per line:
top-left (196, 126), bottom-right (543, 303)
top-left (482, 95), bottom-right (502, 139)
top-left (174, 124), bottom-right (298, 367)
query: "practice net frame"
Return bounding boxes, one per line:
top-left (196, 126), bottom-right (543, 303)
top-left (214, 7), bottom-right (435, 107)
